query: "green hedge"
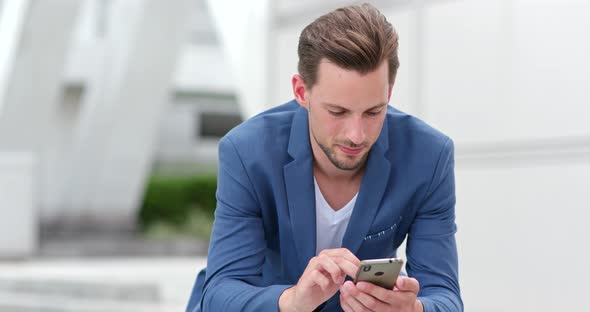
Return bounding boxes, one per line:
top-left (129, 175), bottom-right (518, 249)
top-left (139, 175), bottom-right (217, 238)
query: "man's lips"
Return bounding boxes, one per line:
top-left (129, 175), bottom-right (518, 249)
top-left (338, 145), bottom-right (365, 156)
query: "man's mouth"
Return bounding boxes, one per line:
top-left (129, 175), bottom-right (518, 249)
top-left (338, 145), bottom-right (365, 156)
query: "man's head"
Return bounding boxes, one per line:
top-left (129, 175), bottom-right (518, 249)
top-left (297, 3), bottom-right (400, 89)
top-left (292, 3), bottom-right (399, 173)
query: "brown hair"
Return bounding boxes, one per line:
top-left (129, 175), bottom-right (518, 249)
top-left (297, 3), bottom-right (400, 88)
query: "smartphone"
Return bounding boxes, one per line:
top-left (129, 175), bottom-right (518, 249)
top-left (354, 258), bottom-right (404, 289)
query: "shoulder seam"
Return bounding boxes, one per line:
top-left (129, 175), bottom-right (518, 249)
top-left (418, 136), bottom-right (452, 208)
top-left (224, 136), bottom-right (262, 210)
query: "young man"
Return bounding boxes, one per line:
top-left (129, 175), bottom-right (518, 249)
top-left (187, 3), bottom-right (462, 312)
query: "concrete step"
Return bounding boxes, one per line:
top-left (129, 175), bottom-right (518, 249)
top-left (0, 257), bottom-right (207, 312)
top-left (0, 291), bottom-right (180, 312)
top-left (37, 233), bottom-right (209, 258)
top-left (0, 278), bottom-right (159, 302)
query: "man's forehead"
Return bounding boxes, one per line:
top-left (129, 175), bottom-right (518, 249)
top-left (312, 61), bottom-right (389, 89)
top-left (315, 60), bottom-right (363, 79)
top-left (315, 58), bottom-right (389, 78)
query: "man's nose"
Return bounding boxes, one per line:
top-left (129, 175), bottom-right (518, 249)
top-left (346, 116), bottom-right (366, 145)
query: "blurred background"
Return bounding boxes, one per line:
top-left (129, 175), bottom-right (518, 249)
top-left (0, 0), bottom-right (588, 311)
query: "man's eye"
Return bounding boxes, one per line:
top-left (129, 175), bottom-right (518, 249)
top-left (366, 111), bottom-right (382, 117)
top-left (328, 110), bottom-right (345, 116)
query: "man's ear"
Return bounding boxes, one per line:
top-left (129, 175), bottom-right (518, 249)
top-left (292, 74), bottom-right (309, 109)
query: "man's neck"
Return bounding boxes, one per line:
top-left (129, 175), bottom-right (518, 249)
top-left (313, 159), bottom-right (364, 181)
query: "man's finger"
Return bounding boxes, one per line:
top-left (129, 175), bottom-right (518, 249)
top-left (320, 248), bottom-right (361, 266)
top-left (340, 281), bottom-right (371, 312)
top-left (395, 276), bottom-right (420, 294)
top-left (317, 254), bottom-right (345, 284)
top-left (316, 248), bottom-right (359, 278)
top-left (309, 269), bottom-right (332, 291)
top-left (356, 281), bottom-right (394, 303)
top-left (340, 294), bottom-right (355, 312)
top-left (351, 283), bottom-right (389, 311)
top-left (332, 256), bottom-right (360, 278)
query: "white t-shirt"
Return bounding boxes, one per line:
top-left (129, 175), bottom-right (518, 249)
top-left (314, 177), bottom-right (358, 255)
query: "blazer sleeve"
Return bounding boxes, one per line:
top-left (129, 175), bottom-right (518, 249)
top-left (198, 136), bottom-right (290, 311)
top-left (406, 138), bottom-right (464, 312)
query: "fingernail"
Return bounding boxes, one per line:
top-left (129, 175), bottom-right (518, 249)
top-left (398, 277), bottom-right (405, 288)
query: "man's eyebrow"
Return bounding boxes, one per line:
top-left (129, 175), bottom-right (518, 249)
top-left (366, 103), bottom-right (388, 111)
top-left (321, 102), bottom-right (387, 111)
top-left (321, 103), bottom-right (346, 110)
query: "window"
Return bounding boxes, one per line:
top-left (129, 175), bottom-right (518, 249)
top-left (198, 111), bottom-right (243, 139)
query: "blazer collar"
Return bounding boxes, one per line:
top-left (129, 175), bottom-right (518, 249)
top-left (284, 106), bottom-right (316, 274)
top-left (287, 104), bottom-right (311, 159)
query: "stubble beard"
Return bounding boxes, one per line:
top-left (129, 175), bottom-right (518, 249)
top-left (311, 127), bottom-right (368, 171)
top-left (307, 100), bottom-right (368, 171)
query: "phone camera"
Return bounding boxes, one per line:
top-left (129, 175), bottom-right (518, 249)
top-left (363, 265), bottom-right (371, 272)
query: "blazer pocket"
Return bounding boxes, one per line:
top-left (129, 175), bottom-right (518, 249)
top-left (363, 216), bottom-right (403, 242)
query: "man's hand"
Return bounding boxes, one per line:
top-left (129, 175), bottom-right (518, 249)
top-left (279, 248), bottom-right (360, 312)
top-left (339, 276), bottom-right (423, 312)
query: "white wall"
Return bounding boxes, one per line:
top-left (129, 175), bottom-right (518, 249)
top-left (205, 0), bottom-right (272, 118)
top-left (0, 153), bottom-right (36, 258)
top-left (0, 0), bottom-right (82, 248)
top-left (456, 160), bottom-right (590, 311)
top-left (173, 45), bottom-right (235, 93)
top-left (269, 0), bottom-right (590, 310)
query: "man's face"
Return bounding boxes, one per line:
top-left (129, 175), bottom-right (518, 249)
top-left (299, 60), bottom-right (392, 172)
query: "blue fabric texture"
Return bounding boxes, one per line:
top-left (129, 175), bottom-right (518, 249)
top-left (186, 100), bottom-right (463, 312)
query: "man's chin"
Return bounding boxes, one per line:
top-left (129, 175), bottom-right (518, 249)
top-left (333, 154), bottom-right (367, 171)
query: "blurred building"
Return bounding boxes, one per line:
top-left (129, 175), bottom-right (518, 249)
top-left (1, 0), bottom-right (590, 311)
top-left (0, 0), bottom-right (243, 250)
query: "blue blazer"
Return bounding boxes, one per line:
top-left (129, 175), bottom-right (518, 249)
top-left (187, 100), bottom-right (462, 311)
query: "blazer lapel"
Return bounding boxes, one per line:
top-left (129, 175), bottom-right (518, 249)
top-left (341, 119), bottom-right (391, 255)
top-left (283, 106), bottom-right (316, 274)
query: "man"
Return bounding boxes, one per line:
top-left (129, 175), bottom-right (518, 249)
top-left (187, 3), bottom-right (462, 312)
